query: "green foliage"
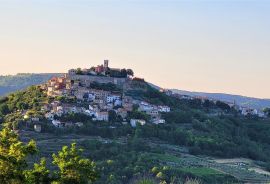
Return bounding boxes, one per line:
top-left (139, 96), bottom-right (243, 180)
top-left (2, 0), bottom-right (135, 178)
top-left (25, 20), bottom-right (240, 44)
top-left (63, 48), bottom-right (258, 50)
top-left (84, 138), bottom-right (161, 184)
top-left (1, 77), bottom-right (270, 183)
top-left (162, 110), bottom-right (193, 124)
top-left (56, 113), bottom-right (92, 123)
top-left (264, 108), bottom-right (270, 117)
top-left (55, 96), bottom-right (77, 104)
top-left (128, 110), bottom-right (151, 122)
top-left (52, 143), bottom-right (98, 184)
top-left (125, 84), bottom-right (176, 106)
top-left (0, 128), bottom-right (37, 184)
top-left (0, 86), bottom-right (47, 129)
top-left (127, 69), bottom-right (134, 77)
top-left (0, 104), bottom-right (10, 115)
top-left (2, 86), bottom-right (47, 113)
top-left (107, 68), bottom-right (133, 78)
top-left (0, 73), bottom-right (60, 96)
top-left (75, 68), bottom-right (83, 75)
top-left (156, 171), bottom-right (164, 179)
top-left (215, 101), bottom-right (231, 111)
top-left (0, 128), bottom-right (99, 184)
top-left (109, 110), bottom-right (119, 123)
top-left (24, 158), bottom-right (51, 184)
top-left (151, 167), bottom-right (159, 174)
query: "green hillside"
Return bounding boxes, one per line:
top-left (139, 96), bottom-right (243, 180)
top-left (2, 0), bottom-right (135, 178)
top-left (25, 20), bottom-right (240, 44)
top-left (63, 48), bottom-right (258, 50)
top-left (1, 81), bottom-right (270, 183)
top-left (0, 73), bottom-right (61, 96)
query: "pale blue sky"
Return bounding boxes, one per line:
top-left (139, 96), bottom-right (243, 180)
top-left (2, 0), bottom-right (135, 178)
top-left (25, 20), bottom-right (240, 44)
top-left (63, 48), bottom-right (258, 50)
top-left (0, 0), bottom-right (269, 98)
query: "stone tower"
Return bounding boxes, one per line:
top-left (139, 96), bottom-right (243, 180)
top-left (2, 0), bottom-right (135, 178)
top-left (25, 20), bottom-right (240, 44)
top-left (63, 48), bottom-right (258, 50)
top-left (104, 60), bottom-right (109, 69)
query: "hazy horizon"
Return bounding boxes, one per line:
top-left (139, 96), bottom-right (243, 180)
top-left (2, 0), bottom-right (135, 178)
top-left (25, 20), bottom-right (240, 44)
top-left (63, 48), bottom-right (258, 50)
top-left (0, 0), bottom-right (269, 98)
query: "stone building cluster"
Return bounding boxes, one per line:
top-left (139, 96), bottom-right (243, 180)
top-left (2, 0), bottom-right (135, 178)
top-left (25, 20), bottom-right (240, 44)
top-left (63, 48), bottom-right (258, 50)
top-left (42, 61), bottom-right (171, 128)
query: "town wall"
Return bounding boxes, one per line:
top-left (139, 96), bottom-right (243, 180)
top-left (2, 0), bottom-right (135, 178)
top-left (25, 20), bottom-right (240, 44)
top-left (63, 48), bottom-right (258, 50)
top-left (68, 74), bottom-right (127, 86)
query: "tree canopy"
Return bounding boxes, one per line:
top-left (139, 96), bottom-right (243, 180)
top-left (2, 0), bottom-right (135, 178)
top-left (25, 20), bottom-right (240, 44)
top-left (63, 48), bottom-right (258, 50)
top-left (0, 128), bottom-right (98, 184)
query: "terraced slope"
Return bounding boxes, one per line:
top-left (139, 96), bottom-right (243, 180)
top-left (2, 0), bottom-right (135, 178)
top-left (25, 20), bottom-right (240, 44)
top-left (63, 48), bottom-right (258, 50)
top-left (20, 131), bottom-right (270, 183)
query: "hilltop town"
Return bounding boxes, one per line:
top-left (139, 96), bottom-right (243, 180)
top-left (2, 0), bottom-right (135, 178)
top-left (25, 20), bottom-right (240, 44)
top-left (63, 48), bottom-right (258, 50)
top-left (1, 61), bottom-right (270, 184)
top-left (41, 60), bottom-right (171, 129)
top-left (32, 60), bottom-right (269, 132)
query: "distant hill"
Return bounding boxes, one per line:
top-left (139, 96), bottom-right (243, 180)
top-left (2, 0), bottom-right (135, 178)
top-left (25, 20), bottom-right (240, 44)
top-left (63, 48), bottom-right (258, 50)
top-left (147, 83), bottom-right (270, 110)
top-left (171, 89), bottom-right (270, 110)
top-left (0, 73), bottom-right (62, 96)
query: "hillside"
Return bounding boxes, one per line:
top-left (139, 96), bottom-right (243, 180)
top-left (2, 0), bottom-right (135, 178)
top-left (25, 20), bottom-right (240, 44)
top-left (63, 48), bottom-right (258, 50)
top-left (171, 89), bottom-right (270, 110)
top-left (2, 74), bottom-right (269, 110)
top-left (1, 76), bottom-right (270, 183)
top-left (0, 73), bottom-right (62, 96)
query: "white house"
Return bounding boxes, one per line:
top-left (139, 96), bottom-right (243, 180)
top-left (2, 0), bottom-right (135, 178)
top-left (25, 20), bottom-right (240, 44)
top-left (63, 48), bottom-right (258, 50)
top-left (94, 99), bottom-right (104, 105)
top-left (107, 96), bottom-right (114, 103)
top-left (130, 119), bottom-right (146, 127)
top-left (152, 119), bottom-right (166, 125)
top-left (95, 111), bottom-right (109, 122)
top-left (84, 110), bottom-right (95, 116)
top-left (114, 99), bottom-right (122, 106)
top-left (139, 102), bottom-right (154, 112)
top-left (158, 106), bottom-right (171, 113)
top-left (107, 95), bottom-right (121, 103)
top-left (252, 109), bottom-right (258, 115)
top-left (146, 109), bottom-right (159, 117)
top-left (52, 120), bottom-right (62, 127)
top-left (88, 93), bottom-right (96, 101)
top-left (258, 111), bottom-right (266, 118)
top-left (89, 105), bottom-right (94, 111)
top-left (241, 108), bottom-right (257, 116)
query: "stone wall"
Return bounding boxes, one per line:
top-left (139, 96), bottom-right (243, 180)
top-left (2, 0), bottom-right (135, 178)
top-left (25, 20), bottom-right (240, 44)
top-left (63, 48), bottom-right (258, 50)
top-left (68, 74), bottom-right (127, 86)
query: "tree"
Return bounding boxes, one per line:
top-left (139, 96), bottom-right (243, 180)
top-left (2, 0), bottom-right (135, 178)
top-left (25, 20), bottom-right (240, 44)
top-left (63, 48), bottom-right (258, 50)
top-left (76, 68), bottom-right (83, 75)
top-left (24, 158), bottom-right (51, 184)
top-left (127, 69), bottom-right (134, 77)
top-left (156, 172), bottom-right (164, 179)
top-left (0, 104), bottom-right (10, 115)
top-left (0, 128), bottom-right (99, 184)
top-left (109, 110), bottom-right (118, 123)
top-left (52, 143), bottom-right (98, 184)
top-left (128, 110), bottom-right (151, 122)
top-left (216, 101), bottom-right (231, 111)
top-left (264, 108), bottom-right (270, 117)
top-left (151, 167), bottom-right (159, 174)
top-left (0, 128), bottom-right (37, 184)
top-left (16, 102), bottom-right (29, 110)
top-left (120, 69), bottom-right (127, 78)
